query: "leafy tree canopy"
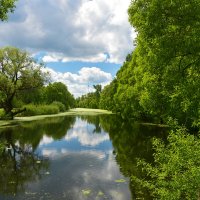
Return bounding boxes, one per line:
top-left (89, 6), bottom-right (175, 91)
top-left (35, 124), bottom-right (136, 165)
top-left (45, 82), bottom-right (75, 109)
top-left (0, 0), bottom-right (17, 21)
top-left (99, 0), bottom-right (200, 128)
top-left (0, 46), bottom-right (47, 119)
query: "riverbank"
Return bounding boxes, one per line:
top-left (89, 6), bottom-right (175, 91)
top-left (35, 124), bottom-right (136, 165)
top-left (0, 108), bottom-right (113, 128)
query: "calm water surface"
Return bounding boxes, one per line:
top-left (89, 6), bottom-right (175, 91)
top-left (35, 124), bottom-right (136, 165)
top-left (0, 115), bottom-right (166, 200)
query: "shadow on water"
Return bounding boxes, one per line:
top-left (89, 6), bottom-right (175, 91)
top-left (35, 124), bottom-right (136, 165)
top-left (100, 115), bottom-right (168, 199)
top-left (0, 128), bottom-right (49, 198)
top-left (0, 116), bottom-right (76, 199)
top-left (0, 115), bottom-right (167, 200)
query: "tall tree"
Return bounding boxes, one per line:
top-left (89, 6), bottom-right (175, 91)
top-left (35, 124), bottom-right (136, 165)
top-left (0, 47), bottom-right (47, 119)
top-left (45, 82), bottom-right (75, 109)
top-left (99, 79), bottom-right (118, 111)
top-left (126, 0), bottom-right (200, 126)
top-left (0, 0), bottom-right (17, 21)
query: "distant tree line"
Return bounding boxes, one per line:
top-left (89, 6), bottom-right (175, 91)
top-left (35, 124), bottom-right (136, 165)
top-left (76, 84), bottom-right (102, 109)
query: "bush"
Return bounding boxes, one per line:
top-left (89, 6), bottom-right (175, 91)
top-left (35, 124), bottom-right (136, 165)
top-left (0, 109), bottom-right (5, 119)
top-left (132, 127), bottom-right (200, 200)
top-left (51, 101), bottom-right (66, 112)
top-left (21, 104), bottom-right (60, 116)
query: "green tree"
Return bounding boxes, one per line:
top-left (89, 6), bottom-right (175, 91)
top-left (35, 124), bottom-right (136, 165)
top-left (76, 85), bottom-right (102, 109)
top-left (45, 82), bottom-right (75, 110)
top-left (0, 0), bottom-right (17, 21)
top-left (99, 79), bottom-right (118, 111)
top-left (128, 0), bottom-right (200, 125)
top-left (17, 87), bottom-right (46, 105)
top-left (93, 84), bottom-right (102, 98)
top-left (109, 0), bottom-right (200, 126)
top-left (0, 47), bottom-right (47, 119)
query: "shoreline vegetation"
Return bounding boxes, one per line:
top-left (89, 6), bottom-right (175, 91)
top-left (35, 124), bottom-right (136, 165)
top-left (0, 108), bottom-right (113, 128)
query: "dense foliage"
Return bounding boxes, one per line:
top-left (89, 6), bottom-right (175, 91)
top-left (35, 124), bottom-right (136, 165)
top-left (99, 0), bottom-right (200, 129)
top-left (133, 127), bottom-right (200, 199)
top-left (16, 82), bottom-right (75, 116)
top-left (0, 0), bottom-right (17, 21)
top-left (76, 85), bottom-right (102, 109)
top-left (45, 82), bottom-right (75, 109)
top-left (0, 47), bottom-right (75, 118)
top-left (0, 47), bottom-right (46, 119)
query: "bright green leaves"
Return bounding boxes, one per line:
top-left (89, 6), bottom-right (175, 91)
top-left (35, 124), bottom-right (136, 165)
top-left (133, 127), bottom-right (200, 199)
top-left (99, 79), bottom-right (117, 111)
top-left (128, 0), bottom-right (200, 64)
top-left (126, 0), bottom-right (200, 126)
top-left (0, 47), bottom-right (46, 118)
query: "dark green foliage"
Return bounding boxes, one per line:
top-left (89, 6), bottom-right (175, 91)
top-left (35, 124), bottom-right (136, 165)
top-left (45, 82), bottom-right (75, 109)
top-left (18, 87), bottom-right (46, 105)
top-left (76, 93), bottom-right (98, 108)
top-left (0, 0), bottom-right (17, 21)
top-left (16, 81), bottom-right (75, 115)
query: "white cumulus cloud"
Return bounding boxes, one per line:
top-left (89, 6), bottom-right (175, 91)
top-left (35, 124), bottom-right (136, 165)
top-left (63, 118), bottom-right (109, 146)
top-left (0, 0), bottom-right (135, 63)
top-left (43, 66), bottom-right (113, 97)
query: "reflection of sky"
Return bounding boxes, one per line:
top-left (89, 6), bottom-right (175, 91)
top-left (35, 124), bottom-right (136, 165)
top-left (8, 117), bottom-right (131, 200)
top-left (38, 118), bottom-right (112, 159)
top-left (25, 150), bottom-right (131, 200)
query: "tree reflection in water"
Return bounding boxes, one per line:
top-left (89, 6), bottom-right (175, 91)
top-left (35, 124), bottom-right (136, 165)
top-left (0, 116), bottom-right (76, 197)
top-left (0, 130), bottom-right (49, 196)
top-left (0, 115), bottom-right (167, 200)
top-left (100, 115), bottom-right (168, 200)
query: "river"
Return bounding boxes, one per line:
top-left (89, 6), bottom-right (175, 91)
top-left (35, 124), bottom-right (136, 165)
top-left (0, 114), bottom-right (167, 200)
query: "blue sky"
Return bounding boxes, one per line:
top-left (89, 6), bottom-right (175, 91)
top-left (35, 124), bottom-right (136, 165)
top-left (0, 0), bottom-right (135, 97)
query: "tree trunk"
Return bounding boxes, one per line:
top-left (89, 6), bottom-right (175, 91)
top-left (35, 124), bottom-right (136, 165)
top-left (2, 101), bottom-right (26, 120)
top-left (3, 101), bottom-right (14, 120)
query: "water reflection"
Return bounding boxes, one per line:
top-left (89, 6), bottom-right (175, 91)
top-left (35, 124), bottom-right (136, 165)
top-left (0, 129), bottom-right (49, 198)
top-left (0, 115), bottom-right (167, 200)
top-left (100, 115), bottom-right (167, 199)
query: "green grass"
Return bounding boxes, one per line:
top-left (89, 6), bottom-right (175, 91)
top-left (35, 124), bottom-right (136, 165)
top-left (70, 108), bottom-right (113, 114)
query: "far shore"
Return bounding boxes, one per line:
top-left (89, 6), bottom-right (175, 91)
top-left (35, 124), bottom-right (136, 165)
top-left (0, 108), bottom-right (113, 128)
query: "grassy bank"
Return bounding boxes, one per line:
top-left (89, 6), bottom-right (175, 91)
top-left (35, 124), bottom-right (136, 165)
top-left (0, 108), bottom-right (112, 128)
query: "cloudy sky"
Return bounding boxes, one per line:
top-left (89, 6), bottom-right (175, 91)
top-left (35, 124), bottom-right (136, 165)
top-left (0, 0), bottom-right (135, 97)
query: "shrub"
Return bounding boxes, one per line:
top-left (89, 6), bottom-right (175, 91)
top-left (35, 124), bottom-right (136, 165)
top-left (21, 104), bottom-right (60, 116)
top-left (0, 109), bottom-right (5, 119)
top-left (132, 127), bottom-right (200, 200)
top-left (51, 101), bottom-right (66, 112)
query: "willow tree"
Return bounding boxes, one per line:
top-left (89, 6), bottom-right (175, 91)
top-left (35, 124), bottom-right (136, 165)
top-left (0, 47), bottom-right (47, 119)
